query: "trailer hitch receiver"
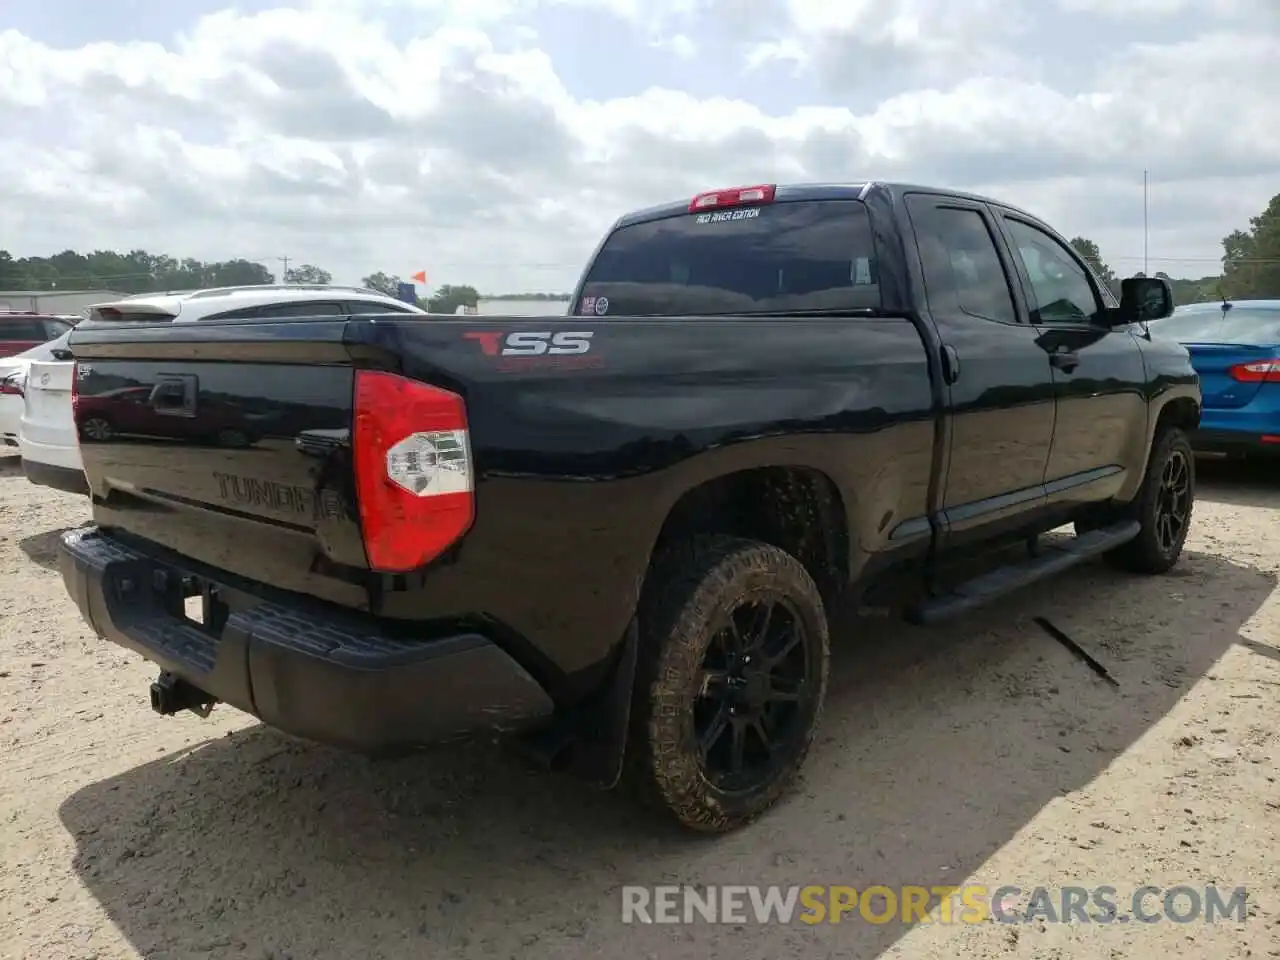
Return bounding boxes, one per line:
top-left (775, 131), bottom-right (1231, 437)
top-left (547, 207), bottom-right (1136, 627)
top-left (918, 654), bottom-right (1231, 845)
top-left (149, 671), bottom-right (217, 718)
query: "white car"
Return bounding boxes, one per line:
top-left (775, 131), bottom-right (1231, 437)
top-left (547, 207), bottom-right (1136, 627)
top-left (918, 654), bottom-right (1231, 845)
top-left (19, 285), bottom-right (426, 494)
top-left (1, 331), bottom-right (74, 450)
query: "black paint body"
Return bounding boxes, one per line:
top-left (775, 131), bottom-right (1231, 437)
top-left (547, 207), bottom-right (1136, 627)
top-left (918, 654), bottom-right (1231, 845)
top-left (64, 182), bottom-right (1200, 722)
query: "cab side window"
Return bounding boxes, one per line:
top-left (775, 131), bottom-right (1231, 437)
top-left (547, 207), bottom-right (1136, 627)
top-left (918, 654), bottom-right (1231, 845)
top-left (1003, 219), bottom-right (1103, 325)
top-left (0, 316), bottom-right (45, 341)
top-left (343, 300), bottom-right (417, 314)
top-left (911, 204), bottom-right (1017, 325)
top-left (201, 307), bottom-right (262, 321)
top-left (255, 301), bottom-right (345, 318)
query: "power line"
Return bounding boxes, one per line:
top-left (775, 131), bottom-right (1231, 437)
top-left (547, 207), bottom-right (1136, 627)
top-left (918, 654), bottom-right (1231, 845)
top-left (1107, 255), bottom-right (1277, 263)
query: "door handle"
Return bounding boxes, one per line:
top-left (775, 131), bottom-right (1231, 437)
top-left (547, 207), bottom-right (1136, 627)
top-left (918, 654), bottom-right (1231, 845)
top-left (149, 376), bottom-right (197, 416)
top-left (941, 344), bottom-right (960, 384)
top-left (1049, 350), bottom-right (1080, 372)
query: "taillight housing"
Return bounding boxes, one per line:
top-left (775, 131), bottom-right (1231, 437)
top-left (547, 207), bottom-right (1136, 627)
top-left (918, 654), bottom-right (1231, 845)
top-left (688, 184), bottom-right (776, 212)
top-left (0, 374), bottom-right (22, 397)
top-left (351, 370), bottom-right (474, 573)
top-left (1227, 359), bottom-right (1280, 383)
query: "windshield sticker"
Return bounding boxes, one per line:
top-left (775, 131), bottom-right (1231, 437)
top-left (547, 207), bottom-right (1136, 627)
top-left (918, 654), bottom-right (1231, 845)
top-left (853, 257), bottom-right (873, 285)
top-left (579, 296), bottom-right (597, 315)
top-left (695, 207), bottom-right (761, 224)
top-left (593, 296), bottom-right (610, 316)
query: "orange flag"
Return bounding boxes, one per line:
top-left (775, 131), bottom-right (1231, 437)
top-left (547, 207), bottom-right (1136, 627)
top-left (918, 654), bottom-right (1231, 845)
top-left (411, 270), bottom-right (427, 284)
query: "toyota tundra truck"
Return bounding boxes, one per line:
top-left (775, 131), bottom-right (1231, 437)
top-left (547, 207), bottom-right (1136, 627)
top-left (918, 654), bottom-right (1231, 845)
top-left (58, 182), bottom-right (1200, 833)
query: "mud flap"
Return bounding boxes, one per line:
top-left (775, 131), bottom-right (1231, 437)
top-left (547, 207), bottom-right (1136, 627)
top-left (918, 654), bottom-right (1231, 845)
top-left (510, 618), bottom-right (639, 790)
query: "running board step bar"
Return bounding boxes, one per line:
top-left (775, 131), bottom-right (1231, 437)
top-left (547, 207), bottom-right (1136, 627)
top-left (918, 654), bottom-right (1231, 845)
top-left (905, 520), bottom-right (1141, 626)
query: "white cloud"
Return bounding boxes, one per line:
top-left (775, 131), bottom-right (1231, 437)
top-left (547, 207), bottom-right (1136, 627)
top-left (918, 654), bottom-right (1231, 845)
top-left (0, 0), bottom-right (1277, 293)
top-left (1055, 0), bottom-right (1269, 16)
top-left (653, 33), bottom-right (698, 59)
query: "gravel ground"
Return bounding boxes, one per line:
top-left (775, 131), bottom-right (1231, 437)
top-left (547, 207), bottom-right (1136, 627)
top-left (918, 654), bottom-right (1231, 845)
top-left (1, 451), bottom-right (1278, 960)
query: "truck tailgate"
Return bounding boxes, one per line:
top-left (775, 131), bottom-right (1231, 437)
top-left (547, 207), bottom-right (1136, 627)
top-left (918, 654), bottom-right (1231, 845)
top-left (69, 319), bottom-right (370, 610)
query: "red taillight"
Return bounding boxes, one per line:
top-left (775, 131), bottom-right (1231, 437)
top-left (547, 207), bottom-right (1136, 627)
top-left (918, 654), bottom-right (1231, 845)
top-left (688, 184), bottom-right (776, 212)
top-left (71, 361), bottom-right (80, 413)
top-left (0, 375), bottom-right (22, 397)
top-left (1227, 359), bottom-right (1280, 383)
top-left (352, 370), bottom-right (474, 573)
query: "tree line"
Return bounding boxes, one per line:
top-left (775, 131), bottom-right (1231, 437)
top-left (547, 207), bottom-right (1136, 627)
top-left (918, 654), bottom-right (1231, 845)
top-left (0, 251), bottom-right (560, 314)
top-left (1069, 190), bottom-right (1280, 305)
top-left (1067, 237), bottom-right (1223, 305)
top-left (4, 190), bottom-right (1277, 311)
top-left (358, 274), bottom-right (570, 313)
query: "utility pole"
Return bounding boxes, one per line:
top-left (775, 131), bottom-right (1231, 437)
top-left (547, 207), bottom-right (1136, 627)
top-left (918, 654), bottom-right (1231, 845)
top-left (277, 256), bottom-right (291, 282)
top-left (1142, 170), bottom-right (1149, 275)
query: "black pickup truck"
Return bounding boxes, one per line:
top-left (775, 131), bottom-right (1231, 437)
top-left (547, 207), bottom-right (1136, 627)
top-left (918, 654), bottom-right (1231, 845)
top-left (59, 182), bottom-right (1199, 833)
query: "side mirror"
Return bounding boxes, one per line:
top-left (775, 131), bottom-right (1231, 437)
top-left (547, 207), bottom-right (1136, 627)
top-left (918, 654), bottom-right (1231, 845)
top-left (1114, 276), bottom-right (1174, 325)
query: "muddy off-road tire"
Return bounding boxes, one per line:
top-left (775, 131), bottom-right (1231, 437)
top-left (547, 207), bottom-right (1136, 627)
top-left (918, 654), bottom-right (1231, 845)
top-left (625, 536), bottom-right (830, 833)
top-left (1077, 426), bottom-right (1195, 575)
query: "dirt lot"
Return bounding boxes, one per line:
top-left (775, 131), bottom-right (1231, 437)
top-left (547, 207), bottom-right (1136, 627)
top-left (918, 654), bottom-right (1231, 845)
top-left (1, 451), bottom-right (1277, 960)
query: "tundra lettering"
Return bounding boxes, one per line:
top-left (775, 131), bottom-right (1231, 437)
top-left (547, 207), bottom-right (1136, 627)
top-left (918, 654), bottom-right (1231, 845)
top-left (213, 471), bottom-right (348, 522)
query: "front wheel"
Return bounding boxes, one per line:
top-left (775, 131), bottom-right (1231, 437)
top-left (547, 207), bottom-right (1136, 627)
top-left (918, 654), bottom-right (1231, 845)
top-left (1084, 427), bottom-right (1195, 574)
top-left (626, 536), bottom-right (830, 833)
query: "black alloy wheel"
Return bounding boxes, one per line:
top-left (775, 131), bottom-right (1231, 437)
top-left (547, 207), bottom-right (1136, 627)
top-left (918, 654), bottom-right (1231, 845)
top-left (694, 596), bottom-right (816, 794)
top-left (1153, 447), bottom-right (1191, 556)
top-left (626, 536), bottom-right (830, 833)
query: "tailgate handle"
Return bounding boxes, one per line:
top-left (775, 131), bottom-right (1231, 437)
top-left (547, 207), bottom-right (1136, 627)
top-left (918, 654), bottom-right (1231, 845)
top-left (149, 375), bottom-right (197, 417)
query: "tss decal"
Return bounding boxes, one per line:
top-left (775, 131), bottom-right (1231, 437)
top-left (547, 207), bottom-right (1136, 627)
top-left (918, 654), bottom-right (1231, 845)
top-left (464, 331), bottom-right (595, 357)
top-left (463, 330), bottom-right (602, 371)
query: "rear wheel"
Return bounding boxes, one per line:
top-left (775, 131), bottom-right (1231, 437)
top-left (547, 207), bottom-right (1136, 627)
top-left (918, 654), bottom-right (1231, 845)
top-left (215, 428), bottom-right (251, 448)
top-left (81, 417), bottom-right (113, 442)
top-left (626, 536), bottom-right (829, 833)
top-left (1078, 427), bottom-right (1195, 574)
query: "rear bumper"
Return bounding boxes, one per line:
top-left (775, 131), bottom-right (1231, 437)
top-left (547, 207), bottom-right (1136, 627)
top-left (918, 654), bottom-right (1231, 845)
top-left (58, 527), bottom-right (555, 751)
top-left (0, 396), bottom-right (20, 446)
top-left (23, 458), bottom-right (90, 495)
top-left (1191, 426), bottom-right (1280, 457)
top-left (1189, 403), bottom-right (1280, 455)
top-left (18, 433), bottom-right (83, 472)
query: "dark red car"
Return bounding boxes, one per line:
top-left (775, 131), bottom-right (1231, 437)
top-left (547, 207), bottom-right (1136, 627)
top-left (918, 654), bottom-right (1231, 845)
top-left (0, 313), bottom-right (78, 357)
top-left (75, 384), bottom-right (263, 448)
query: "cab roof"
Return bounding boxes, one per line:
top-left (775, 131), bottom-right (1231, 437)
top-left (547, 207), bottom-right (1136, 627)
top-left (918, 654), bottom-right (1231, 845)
top-left (613, 181), bottom-right (1041, 228)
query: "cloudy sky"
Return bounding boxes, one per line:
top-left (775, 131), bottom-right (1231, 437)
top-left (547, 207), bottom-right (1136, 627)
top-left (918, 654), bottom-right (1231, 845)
top-left (2, 0), bottom-right (1277, 294)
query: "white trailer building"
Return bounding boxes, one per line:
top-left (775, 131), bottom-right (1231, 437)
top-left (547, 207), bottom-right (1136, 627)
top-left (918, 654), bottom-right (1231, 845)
top-left (0, 289), bottom-right (126, 317)
top-left (475, 298), bottom-right (572, 316)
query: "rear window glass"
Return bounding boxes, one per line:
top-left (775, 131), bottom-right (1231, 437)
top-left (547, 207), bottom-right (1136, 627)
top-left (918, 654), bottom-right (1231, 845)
top-left (0, 316), bottom-right (46, 340)
top-left (576, 200), bottom-right (881, 317)
top-left (1153, 307), bottom-right (1280, 345)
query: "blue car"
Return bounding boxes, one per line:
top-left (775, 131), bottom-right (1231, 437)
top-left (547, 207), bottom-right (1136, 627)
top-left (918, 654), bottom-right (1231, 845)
top-left (1150, 299), bottom-right (1280, 458)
